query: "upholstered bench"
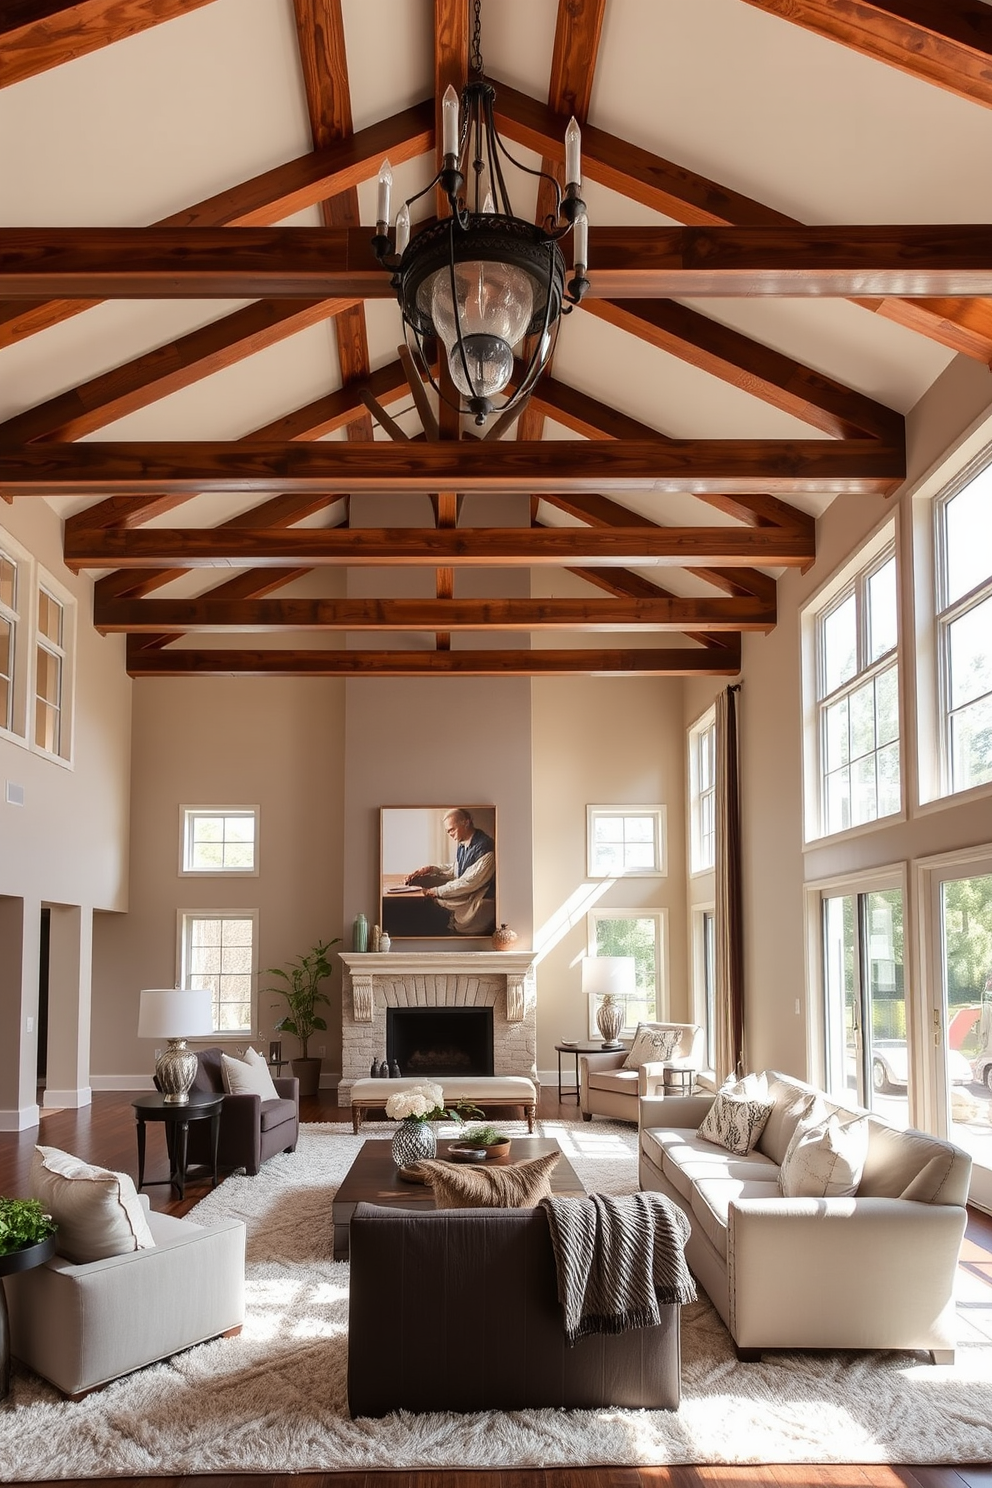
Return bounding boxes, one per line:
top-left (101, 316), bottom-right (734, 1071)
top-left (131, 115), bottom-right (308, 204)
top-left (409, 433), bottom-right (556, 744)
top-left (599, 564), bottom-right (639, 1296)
top-left (350, 1075), bottom-right (538, 1133)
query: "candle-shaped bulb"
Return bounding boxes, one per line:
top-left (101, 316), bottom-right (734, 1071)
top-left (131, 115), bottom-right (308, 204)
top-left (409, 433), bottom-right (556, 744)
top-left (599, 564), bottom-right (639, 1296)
top-left (377, 159), bottom-right (392, 226)
top-left (565, 115), bottom-right (582, 187)
top-left (395, 202), bottom-right (410, 255)
top-left (482, 191), bottom-right (495, 215)
top-left (573, 207), bottom-right (589, 269)
top-left (442, 84), bottom-right (460, 158)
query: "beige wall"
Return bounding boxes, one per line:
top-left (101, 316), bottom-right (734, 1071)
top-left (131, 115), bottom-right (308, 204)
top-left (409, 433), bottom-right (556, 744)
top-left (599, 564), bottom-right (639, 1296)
top-left (0, 499), bottom-right (131, 1123)
top-left (531, 676), bottom-right (688, 1077)
top-left (92, 676), bottom-right (346, 1085)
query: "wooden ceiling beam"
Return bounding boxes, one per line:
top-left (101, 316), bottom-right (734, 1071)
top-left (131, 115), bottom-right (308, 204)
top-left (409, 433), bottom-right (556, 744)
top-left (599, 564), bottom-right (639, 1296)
top-left (5, 225), bottom-right (992, 299)
top-left (0, 101), bottom-right (433, 351)
top-left (528, 377), bottom-right (674, 443)
top-left (0, 300), bottom-right (357, 445)
top-left (584, 298), bottom-right (903, 442)
top-left (123, 639), bottom-right (743, 679)
top-left (127, 567), bottom-right (318, 652)
top-left (64, 524), bottom-right (815, 572)
top-left (738, 1), bottom-right (992, 112)
top-left (252, 359), bottom-right (408, 440)
top-left (5, 438), bottom-right (904, 497)
top-left (96, 594), bottom-right (776, 634)
top-left (691, 492), bottom-right (816, 529)
top-left (0, 1), bottom-right (218, 89)
top-left (689, 567), bottom-right (779, 604)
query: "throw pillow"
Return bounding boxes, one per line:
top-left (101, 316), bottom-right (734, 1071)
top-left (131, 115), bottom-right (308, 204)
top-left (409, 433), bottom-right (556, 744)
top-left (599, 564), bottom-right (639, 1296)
top-left (623, 1023), bottom-right (683, 1070)
top-left (221, 1049), bottom-right (279, 1101)
top-left (779, 1110), bottom-right (870, 1198)
top-left (697, 1090), bottom-right (774, 1156)
top-left (31, 1145), bottom-right (156, 1263)
top-left (413, 1151), bottom-right (561, 1209)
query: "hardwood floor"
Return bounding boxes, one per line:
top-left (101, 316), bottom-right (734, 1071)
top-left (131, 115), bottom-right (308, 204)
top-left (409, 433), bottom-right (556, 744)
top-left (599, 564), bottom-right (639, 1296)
top-left (5, 1087), bottom-right (992, 1488)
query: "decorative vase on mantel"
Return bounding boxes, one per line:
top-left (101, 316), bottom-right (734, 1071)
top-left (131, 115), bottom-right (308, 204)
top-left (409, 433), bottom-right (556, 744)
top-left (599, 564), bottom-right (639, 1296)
top-left (492, 923), bottom-right (518, 951)
top-left (391, 1118), bottom-right (437, 1168)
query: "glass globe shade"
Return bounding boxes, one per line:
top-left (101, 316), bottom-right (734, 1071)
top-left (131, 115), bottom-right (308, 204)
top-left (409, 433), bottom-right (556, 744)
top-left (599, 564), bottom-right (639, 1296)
top-left (429, 259), bottom-right (535, 397)
top-left (447, 333), bottom-right (514, 398)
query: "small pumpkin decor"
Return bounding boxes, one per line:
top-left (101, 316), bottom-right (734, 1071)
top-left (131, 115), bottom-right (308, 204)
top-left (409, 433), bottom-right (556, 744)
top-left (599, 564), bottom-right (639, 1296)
top-left (492, 923), bottom-right (518, 951)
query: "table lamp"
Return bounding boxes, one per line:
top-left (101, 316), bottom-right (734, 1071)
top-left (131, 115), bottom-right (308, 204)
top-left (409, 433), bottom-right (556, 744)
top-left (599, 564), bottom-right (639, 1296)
top-left (581, 956), bottom-right (635, 1049)
top-left (137, 986), bottom-right (214, 1103)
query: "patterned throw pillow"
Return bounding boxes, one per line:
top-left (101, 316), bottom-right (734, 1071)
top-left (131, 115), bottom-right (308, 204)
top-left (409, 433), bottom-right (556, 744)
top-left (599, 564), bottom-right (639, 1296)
top-left (779, 1110), bottom-right (870, 1198)
top-left (623, 1023), bottom-right (683, 1070)
top-left (697, 1090), bottom-right (774, 1156)
top-left (412, 1151), bottom-right (561, 1209)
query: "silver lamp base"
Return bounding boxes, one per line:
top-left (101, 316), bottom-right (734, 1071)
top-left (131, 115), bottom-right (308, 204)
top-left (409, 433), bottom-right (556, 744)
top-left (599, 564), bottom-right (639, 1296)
top-left (155, 1039), bottom-right (198, 1104)
top-left (596, 994), bottom-right (625, 1050)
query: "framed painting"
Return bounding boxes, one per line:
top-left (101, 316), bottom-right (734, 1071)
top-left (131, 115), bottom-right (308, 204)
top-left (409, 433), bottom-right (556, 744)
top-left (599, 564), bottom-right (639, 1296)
top-left (380, 806), bottom-right (497, 941)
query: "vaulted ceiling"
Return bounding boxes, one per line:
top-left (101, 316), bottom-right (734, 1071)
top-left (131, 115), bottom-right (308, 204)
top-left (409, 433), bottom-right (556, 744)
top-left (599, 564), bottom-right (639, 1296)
top-left (2, 0), bottom-right (992, 678)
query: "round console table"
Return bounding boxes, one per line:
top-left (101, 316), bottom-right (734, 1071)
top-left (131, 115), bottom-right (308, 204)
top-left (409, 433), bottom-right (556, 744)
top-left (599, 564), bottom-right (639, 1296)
top-left (132, 1092), bottom-right (223, 1201)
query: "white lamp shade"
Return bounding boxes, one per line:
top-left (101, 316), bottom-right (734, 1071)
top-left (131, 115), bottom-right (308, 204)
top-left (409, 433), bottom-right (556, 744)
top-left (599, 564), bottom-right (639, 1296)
top-left (581, 956), bottom-right (636, 998)
top-left (137, 987), bottom-right (214, 1039)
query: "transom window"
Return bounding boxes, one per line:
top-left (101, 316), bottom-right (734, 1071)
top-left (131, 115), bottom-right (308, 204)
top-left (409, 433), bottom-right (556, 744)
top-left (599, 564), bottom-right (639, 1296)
top-left (815, 547), bottom-right (900, 836)
top-left (586, 806), bottom-right (666, 877)
top-left (182, 808), bottom-right (259, 874)
top-left (688, 712), bottom-right (716, 872)
top-left (935, 468), bottom-right (992, 795)
top-left (179, 912), bottom-right (256, 1034)
top-left (35, 587), bottom-right (65, 756)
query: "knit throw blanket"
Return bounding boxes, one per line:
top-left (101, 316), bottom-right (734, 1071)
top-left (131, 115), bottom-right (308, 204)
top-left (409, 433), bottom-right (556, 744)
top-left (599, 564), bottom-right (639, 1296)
top-left (540, 1191), bottom-right (696, 1344)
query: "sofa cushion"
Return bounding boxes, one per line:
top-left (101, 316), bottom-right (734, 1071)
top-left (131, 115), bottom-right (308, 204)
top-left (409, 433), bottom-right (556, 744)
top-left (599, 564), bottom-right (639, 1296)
top-left (858, 1120), bottom-right (967, 1201)
top-left (698, 1090), bottom-right (773, 1156)
top-left (259, 1097), bottom-right (298, 1132)
top-left (31, 1146), bottom-right (156, 1263)
top-left (588, 1068), bottom-right (640, 1095)
top-left (757, 1073), bottom-right (825, 1165)
top-left (413, 1151), bottom-right (561, 1209)
top-left (779, 1110), bottom-right (869, 1198)
top-left (221, 1049), bottom-right (279, 1101)
top-left (690, 1176), bottom-right (782, 1261)
top-left (642, 1127), bottom-right (778, 1202)
top-left (623, 1023), bottom-right (682, 1070)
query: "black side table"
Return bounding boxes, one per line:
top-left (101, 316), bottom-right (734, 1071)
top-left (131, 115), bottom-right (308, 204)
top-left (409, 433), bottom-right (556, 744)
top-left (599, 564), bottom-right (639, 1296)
top-left (555, 1041), bottom-right (624, 1102)
top-left (132, 1092), bottom-right (223, 1201)
top-left (0, 1234), bottom-right (56, 1398)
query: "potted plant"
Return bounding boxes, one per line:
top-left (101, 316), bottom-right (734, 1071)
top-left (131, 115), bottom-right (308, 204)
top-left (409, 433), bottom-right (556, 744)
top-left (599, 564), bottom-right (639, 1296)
top-left (0, 1197), bottom-right (56, 1257)
top-left (263, 938), bottom-right (339, 1098)
top-left (462, 1123), bottom-right (513, 1160)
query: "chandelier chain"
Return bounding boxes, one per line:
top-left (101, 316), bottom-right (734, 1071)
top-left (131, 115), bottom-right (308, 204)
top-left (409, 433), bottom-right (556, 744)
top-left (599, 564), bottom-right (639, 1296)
top-left (471, 0), bottom-right (484, 77)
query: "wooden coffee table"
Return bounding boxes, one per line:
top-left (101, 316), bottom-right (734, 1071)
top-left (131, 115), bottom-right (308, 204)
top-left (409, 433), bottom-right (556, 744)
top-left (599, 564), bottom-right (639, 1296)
top-left (332, 1136), bottom-right (586, 1259)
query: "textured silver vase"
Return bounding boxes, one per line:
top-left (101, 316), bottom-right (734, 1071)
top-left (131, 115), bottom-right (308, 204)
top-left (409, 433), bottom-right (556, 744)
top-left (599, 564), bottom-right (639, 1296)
top-left (155, 1039), bottom-right (198, 1103)
top-left (391, 1118), bottom-right (437, 1168)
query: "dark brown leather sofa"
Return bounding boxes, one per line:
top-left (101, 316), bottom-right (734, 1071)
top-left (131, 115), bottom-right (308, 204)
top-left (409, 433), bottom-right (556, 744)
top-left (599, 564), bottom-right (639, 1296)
top-left (347, 1202), bottom-right (681, 1416)
top-left (181, 1047), bottom-right (299, 1176)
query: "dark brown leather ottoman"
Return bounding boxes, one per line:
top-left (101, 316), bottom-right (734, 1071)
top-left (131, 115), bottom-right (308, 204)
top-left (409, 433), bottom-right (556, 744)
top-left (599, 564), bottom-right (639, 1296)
top-left (347, 1202), bottom-right (682, 1416)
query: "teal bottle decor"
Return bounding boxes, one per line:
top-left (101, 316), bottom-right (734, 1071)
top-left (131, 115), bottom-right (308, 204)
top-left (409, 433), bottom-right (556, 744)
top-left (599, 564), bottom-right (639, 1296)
top-left (354, 913), bottom-right (368, 952)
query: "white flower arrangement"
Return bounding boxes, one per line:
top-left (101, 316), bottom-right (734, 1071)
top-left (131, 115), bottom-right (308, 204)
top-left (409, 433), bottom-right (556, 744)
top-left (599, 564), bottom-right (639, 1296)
top-left (385, 1082), bottom-right (447, 1122)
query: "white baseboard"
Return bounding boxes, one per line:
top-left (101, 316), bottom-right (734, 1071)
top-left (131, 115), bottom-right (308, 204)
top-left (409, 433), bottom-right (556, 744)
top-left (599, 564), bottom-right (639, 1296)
top-left (0, 1104), bottom-right (41, 1131)
top-left (42, 1087), bottom-right (92, 1109)
top-left (90, 1075), bottom-right (156, 1092)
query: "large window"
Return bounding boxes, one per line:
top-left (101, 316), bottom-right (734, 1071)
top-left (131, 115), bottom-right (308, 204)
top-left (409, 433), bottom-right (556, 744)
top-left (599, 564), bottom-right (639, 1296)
top-left (35, 586), bottom-right (65, 755)
top-left (688, 711), bottom-right (716, 872)
top-left (182, 808), bottom-right (259, 874)
top-left (587, 909), bottom-right (665, 1032)
top-left (935, 468), bottom-right (992, 795)
top-left (586, 806), bottom-right (666, 877)
top-left (804, 533), bottom-right (900, 840)
top-left (179, 912), bottom-right (256, 1035)
top-left (0, 548), bottom-right (17, 734)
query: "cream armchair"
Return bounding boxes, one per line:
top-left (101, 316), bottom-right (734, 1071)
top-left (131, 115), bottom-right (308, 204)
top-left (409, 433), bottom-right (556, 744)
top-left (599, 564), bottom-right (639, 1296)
top-left (579, 1022), bottom-right (705, 1123)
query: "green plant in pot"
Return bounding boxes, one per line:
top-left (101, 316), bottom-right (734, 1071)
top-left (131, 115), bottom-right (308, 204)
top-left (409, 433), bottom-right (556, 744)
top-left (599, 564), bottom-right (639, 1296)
top-left (463, 1123), bottom-right (512, 1160)
top-left (264, 937), bottom-right (339, 1099)
top-left (0, 1198), bottom-right (56, 1257)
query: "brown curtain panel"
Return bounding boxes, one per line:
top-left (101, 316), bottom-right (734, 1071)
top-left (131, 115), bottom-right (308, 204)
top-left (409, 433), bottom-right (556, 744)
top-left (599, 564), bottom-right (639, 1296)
top-left (714, 683), bottom-right (744, 1083)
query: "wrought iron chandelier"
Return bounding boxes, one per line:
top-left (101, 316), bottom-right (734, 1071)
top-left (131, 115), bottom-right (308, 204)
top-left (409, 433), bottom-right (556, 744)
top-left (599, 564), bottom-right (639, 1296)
top-left (371, 1), bottom-right (589, 426)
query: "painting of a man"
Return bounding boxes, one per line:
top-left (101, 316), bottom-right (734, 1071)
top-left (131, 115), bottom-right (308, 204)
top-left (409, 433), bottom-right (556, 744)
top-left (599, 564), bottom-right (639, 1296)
top-left (381, 806), bottom-right (497, 939)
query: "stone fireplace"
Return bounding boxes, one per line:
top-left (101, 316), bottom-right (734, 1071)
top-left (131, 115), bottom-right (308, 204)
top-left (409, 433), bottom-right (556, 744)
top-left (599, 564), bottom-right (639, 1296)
top-left (337, 951), bottom-right (538, 1105)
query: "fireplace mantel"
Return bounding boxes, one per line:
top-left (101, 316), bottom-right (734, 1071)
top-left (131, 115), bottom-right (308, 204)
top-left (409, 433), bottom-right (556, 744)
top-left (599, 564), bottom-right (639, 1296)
top-left (339, 950), bottom-right (537, 1024)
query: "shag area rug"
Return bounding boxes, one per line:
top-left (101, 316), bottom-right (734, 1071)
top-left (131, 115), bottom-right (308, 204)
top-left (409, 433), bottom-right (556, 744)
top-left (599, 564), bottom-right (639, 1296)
top-left (1, 1118), bottom-right (991, 1477)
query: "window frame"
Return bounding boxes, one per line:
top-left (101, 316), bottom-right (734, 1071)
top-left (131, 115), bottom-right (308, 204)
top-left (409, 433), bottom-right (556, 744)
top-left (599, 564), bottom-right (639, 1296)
top-left (0, 529), bottom-right (33, 748)
top-left (933, 472), bottom-right (992, 799)
top-left (690, 904), bottom-right (717, 1075)
top-left (177, 908), bottom-right (258, 1038)
top-left (585, 907), bottom-right (667, 1037)
top-left (801, 519), bottom-right (902, 844)
top-left (688, 709), bottom-right (716, 874)
top-left (585, 804), bottom-right (667, 879)
top-left (180, 805), bottom-right (261, 877)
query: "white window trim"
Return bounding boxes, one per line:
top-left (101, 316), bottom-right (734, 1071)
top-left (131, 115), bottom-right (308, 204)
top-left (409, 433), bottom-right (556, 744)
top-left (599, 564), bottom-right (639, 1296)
top-left (585, 907), bottom-right (668, 1037)
top-left (0, 529), bottom-right (30, 748)
top-left (585, 804), bottom-right (667, 879)
top-left (179, 805), bottom-right (261, 877)
top-left (31, 562), bottom-right (75, 768)
top-left (801, 515), bottom-right (903, 846)
top-left (688, 708), bottom-right (716, 876)
top-left (932, 468), bottom-right (992, 802)
top-left (176, 908), bottom-right (259, 1039)
top-left (690, 902), bottom-right (717, 1078)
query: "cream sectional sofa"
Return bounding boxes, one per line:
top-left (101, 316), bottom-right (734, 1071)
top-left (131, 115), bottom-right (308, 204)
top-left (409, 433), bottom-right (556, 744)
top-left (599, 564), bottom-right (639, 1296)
top-left (639, 1070), bottom-right (972, 1362)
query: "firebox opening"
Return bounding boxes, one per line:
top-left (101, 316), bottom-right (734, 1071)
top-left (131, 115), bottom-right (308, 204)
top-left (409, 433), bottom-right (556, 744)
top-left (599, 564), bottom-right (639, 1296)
top-left (386, 1007), bottom-right (494, 1077)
